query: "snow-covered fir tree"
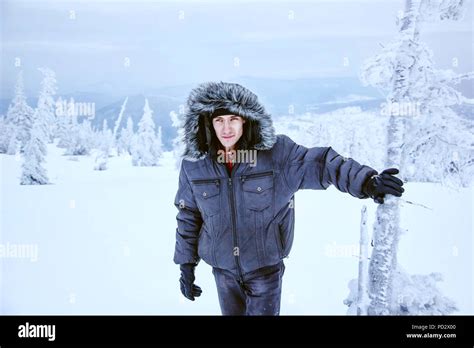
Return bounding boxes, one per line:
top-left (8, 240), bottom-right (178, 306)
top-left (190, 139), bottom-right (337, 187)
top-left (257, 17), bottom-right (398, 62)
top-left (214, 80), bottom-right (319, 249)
top-left (79, 119), bottom-right (95, 154)
top-left (19, 82), bottom-right (54, 182)
top-left (117, 117), bottom-right (134, 156)
top-left (131, 99), bottom-right (161, 166)
top-left (102, 119), bottom-right (114, 157)
top-left (36, 68), bottom-right (58, 143)
top-left (170, 110), bottom-right (186, 169)
top-left (6, 71), bottom-right (34, 152)
top-left (6, 127), bottom-right (20, 155)
top-left (55, 96), bottom-right (71, 148)
top-left (64, 114), bottom-right (94, 156)
top-left (155, 125), bottom-right (164, 158)
top-left (94, 119), bottom-right (113, 171)
top-left (64, 110), bottom-right (80, 155)
top-left (0, 117), bottom-right (11, 153)
top-left (20, 117), bottom-right (49, 185)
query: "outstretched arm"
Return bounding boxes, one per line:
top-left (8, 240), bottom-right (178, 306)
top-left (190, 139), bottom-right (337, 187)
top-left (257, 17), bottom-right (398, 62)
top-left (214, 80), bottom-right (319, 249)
top-left (279, 135), bottom-right (400, 200)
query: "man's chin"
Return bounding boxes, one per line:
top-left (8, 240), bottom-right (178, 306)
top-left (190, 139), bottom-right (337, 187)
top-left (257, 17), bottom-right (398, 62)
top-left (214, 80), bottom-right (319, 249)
top-left (220, 139), bottom-right (236, 147)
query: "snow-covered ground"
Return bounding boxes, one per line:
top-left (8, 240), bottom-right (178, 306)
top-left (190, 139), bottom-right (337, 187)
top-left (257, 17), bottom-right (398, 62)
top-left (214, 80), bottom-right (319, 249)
top-left (0, 145), bottom-right (472, 314)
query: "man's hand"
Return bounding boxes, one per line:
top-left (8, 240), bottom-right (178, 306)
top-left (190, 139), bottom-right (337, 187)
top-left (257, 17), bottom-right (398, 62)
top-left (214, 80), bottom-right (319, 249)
top-left (363, 168), bottom-right (405, 204)
top-left (179, 263), bottom-right (202, 301)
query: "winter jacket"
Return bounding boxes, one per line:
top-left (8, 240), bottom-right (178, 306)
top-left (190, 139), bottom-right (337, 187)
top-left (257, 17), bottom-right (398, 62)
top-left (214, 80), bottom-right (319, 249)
top-left (173, 81), bottom-right (378, 278)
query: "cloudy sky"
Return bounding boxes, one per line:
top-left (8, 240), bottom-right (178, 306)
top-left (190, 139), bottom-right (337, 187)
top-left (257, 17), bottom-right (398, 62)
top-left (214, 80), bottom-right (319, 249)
top-left (1, 0), bottom-right (472, 97)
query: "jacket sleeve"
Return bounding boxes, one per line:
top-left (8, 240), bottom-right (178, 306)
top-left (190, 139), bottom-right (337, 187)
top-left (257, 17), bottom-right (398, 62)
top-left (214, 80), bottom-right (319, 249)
top-left (173, 162), bottom-right (203, 265)
top-left (279, 135), bottom-right (378, 198)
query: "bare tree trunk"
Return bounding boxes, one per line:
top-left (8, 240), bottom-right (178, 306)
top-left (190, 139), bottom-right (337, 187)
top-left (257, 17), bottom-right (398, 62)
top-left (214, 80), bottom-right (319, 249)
top-left (114, 97), bottom-right (128, 138)
top-left (357, 205), bottom-right (369, 315)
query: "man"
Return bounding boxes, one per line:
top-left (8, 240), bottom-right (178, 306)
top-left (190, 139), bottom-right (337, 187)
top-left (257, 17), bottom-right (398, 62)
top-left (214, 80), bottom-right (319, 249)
top-left (173, 81), bottom-right (404, 315)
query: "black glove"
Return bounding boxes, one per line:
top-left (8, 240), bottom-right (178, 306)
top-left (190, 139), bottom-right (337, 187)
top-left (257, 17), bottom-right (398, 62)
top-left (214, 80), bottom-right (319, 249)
top-left (363, 168), bottom-right (404, 204)
top-left (179, 263), bottom-right (202, 301)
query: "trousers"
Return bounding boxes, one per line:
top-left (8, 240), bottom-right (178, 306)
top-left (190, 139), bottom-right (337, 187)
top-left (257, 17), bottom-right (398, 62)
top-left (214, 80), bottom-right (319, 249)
top-left (212, 261), bottom-right (285, 315)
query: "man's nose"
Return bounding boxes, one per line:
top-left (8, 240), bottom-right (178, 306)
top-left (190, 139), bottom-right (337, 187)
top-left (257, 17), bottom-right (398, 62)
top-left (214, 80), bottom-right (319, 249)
top-left (223, 121), bottom-right (232, 133)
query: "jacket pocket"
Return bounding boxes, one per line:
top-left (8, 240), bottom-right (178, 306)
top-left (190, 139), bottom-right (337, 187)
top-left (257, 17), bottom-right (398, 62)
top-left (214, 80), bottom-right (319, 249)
top-left (241, 171), bottom-right (274, 211)
top-left (191, 179), bottom-right (221, 216)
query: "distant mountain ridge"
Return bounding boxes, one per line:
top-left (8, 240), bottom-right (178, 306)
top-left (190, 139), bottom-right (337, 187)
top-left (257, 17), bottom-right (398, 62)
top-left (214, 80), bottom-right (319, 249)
top-left (1, 76), bottom-right (472, 150)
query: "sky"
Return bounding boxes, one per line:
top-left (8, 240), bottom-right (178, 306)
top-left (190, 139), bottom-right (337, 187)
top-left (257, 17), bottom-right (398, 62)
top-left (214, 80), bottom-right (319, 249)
top-left (0, 0), bottom-right (472, 97)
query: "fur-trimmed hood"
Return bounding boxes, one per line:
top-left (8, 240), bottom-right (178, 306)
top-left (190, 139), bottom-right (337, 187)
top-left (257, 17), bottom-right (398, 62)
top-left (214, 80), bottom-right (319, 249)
top-left (182, 81), bottom-right (277, 161)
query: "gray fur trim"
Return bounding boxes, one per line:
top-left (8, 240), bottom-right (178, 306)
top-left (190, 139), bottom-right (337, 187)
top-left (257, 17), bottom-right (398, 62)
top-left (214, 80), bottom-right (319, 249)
top-left (182, 81), bottom-right (277, 160)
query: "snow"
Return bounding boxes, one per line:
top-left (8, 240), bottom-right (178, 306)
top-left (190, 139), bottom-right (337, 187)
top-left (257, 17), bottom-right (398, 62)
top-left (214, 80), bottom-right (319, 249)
top-left (1, 145), bottom-right (471, 314)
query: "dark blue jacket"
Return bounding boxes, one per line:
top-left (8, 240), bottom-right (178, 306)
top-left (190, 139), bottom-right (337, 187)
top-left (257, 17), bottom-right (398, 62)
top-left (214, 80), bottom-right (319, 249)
top-left (173, 82), bottom-right (377, 277)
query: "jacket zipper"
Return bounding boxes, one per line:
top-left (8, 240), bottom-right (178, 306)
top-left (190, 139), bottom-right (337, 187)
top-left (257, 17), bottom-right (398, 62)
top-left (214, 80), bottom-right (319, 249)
top-left (209, 159), bottom-right (244, 283)
top-left (240, 170), bottom-right (273, 183)
top-left (228, 177), bottom-right (244, 284)
top-left (191, 178), bottom-right (220, 186)
top-left (225, 162), bottom-right (244, 284)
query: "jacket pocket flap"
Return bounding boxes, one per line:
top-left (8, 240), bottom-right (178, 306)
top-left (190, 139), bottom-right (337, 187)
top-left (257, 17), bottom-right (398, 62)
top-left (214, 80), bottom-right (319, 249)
top-left (191, 181), bottom-right (220, 199)
top-left (242, 176), bottom-right (273, 193)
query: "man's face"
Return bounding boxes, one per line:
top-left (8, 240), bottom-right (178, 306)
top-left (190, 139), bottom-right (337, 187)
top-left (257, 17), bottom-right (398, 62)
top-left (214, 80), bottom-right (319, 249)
top-left (212, 115), bottom-right (246, 150)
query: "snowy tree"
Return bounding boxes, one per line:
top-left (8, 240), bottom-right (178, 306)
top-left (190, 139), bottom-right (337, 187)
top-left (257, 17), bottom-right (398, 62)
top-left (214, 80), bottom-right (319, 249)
top-left (6, 127), bottom-right (20, 155)
top-left (55, 96), bottom-right (72, 148)
top-left (64, 110), bottom-right (94, 156)
top-left (346, 267), bottom-right (459, 315)
top-left (19, 84), bottom-right (53, 183)
top-left (357, 0), bottom-right (469, 315)
top-left (0, 117), bottom-right (11, 153)
top-left (170, 110), bottom-right (186, 169)
top-left (20, 117), bottom-right (49, 185)
top-left (155, 125), bottom-right (164, 158)
top-left (102, 119), bottom-right (114, 157)
top-left (64, 110), bottom-right (81, 155)
top-left (274, 108), bottom-right (387, 171)
top-left (356, 206), bottom-right (370, 315)
top-left (343, 206), bottom-right (371, 315)
top-left (94, 119), bottom-right (113, 171)
top-left (6, 71), bottom-right (34, 151)
top-left (360, 0), bottom-right (473, 188)
top-left (403, 109), bottom-right (474, 187)
top-left (389, 267), bottom-right (458, 315)
top-left (117, 117), bottom-right (134, 156)
top-left (78, 119), bottom-right (95, 154)
top-left (113, 97), bottom-right (128, 139)
top-left (131, 99), bottom-right (161, 166)
top-left (36, 68), bottom-right (58, 143)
